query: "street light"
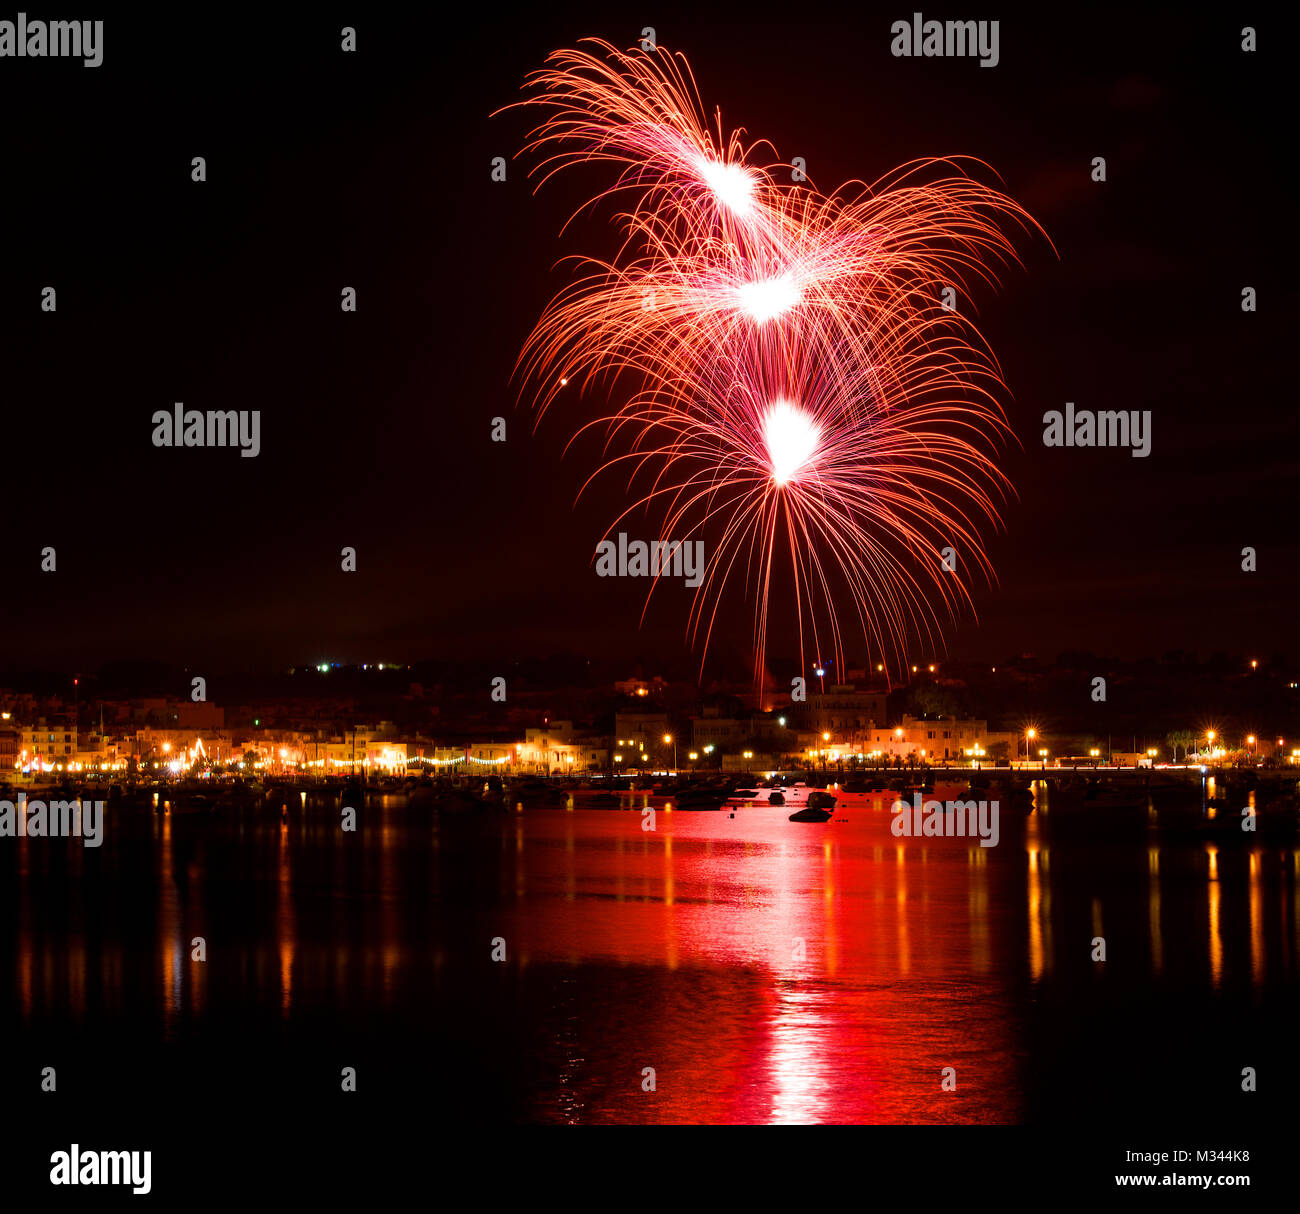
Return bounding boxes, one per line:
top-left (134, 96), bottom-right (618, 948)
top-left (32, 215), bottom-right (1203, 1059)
top-left (663, 733), bottom-right (676, 772)
top-left (1025, 727), bottom-right (1036, 764)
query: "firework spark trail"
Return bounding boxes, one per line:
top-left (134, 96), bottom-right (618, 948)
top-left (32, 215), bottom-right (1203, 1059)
top-left (575, 333), bottom-right (1013, 682)
top-left (509, 40), bottom-right (785, 234)
top-left (499, 38), bottom-right (1051, 684)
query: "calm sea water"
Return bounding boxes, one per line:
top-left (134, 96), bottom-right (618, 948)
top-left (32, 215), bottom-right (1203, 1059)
top-left (3, 782), bottom-right (1296, 1128)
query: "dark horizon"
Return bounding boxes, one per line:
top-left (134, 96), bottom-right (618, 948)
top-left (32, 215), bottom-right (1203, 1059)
top-left (1, 643), bottom-right (1297, 689)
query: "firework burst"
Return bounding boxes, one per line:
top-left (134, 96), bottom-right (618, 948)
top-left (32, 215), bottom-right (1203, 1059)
top-left (499, 38), bottom-right (1050, 685)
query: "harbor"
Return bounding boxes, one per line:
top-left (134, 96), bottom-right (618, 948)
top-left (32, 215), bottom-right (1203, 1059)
top-left (5, 761), bottom-right (1296, 837)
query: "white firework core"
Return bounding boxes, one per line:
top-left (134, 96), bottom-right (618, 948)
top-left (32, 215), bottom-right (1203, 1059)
top-left (735, 273), bottom-right (801, 323)
top-left (763, 399), bottom-right (821, 486)
top-left (697, 156), bottom-right (755, 216)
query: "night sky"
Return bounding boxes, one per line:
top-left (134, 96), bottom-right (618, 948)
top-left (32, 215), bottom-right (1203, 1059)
top-left (0, 5), bottom-right (1290, 678)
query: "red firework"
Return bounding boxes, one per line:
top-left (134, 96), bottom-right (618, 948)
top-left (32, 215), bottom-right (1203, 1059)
top-left (500, 38), bottom-right (1050, 684)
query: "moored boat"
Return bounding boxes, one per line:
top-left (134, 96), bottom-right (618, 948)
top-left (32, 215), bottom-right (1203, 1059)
top-left (673, 786), bottom-right (727, 811)
top-left (789, 790), bottom-right (837, 822)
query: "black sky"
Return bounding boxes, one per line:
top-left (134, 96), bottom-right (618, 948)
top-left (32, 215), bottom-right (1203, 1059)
top-left (0, 4), bottom-right (1291, 679)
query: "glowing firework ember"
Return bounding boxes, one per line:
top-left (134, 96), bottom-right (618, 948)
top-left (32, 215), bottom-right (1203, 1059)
top-left (500, 38), bottom-right (1049, 683)
top-left (695, 156), bottom-right (757, 216)
top-left (763, 400), bottom-right (820, 487)
top-left (736, 274), bottom-right (802, 324)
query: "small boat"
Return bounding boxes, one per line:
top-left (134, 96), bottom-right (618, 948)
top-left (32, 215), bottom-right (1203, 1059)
top-left (790, 790), bottom-right (836, 822)
top-left (512, 780), bottom-right (567, 806)
top-left (432, 787), bottom-right (488, 813)
top-left (673, 788), bottom-right (726, 811)
top-left (789, 807), bottom-right (833, 822)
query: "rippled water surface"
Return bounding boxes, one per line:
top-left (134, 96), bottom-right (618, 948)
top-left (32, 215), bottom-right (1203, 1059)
top-left (4, 784), bottom-right (1297, 1125)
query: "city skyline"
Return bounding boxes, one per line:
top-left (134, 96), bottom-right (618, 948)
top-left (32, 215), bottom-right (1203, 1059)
top-left (2, 648), bottom-right (1294, 768)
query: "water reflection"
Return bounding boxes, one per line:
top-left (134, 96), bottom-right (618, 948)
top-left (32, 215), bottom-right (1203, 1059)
top-left (3, 787), bottom-right (1296, 1124)
top-left (767, 983), bottom-right (833, 1124)
top-left (1147, 846), bottom-right (1162, 977)
top-left (1207, 844), bottom-right (1222, 988)
top-left (278, 816), bottom-right (293, 1013)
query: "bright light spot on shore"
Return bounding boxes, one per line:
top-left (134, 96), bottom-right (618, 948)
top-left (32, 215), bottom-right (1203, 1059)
top-left (697, 157), bottom-right (754, 215)
top-left (763, 400), bottom-right (821, 486)
top-left (736, 273), bottom-right (801, 322)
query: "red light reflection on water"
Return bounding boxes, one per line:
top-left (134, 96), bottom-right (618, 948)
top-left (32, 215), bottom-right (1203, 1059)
top-left (504, 804), bottom-right (1021, 1124)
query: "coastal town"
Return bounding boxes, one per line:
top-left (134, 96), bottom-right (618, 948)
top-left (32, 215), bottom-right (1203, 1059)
top-left (3, 651), bottom-right (1294, 782)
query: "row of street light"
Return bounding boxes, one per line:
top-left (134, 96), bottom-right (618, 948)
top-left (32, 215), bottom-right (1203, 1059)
top-left (1025, 726), bottom-right (1284, 765)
